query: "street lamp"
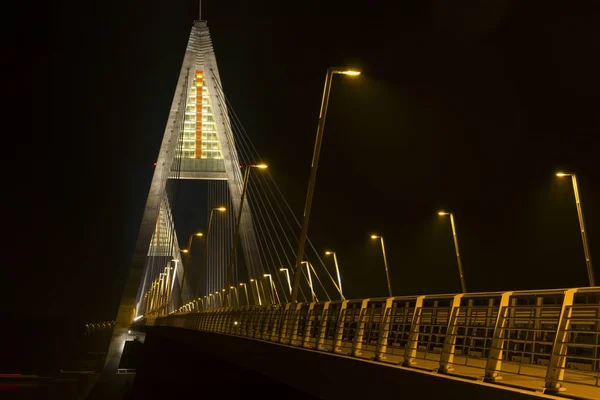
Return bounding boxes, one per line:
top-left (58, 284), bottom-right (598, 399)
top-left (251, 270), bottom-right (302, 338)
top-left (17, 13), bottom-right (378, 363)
top-left (185, 231), bottom-right (204, 258)
top-left (263, 274), bottom-right (276, 305)
top-left (250, 278), bottom-right (262, 306)
top-left (325, 251), bottom-right (345, 300)
top-left (371, 235), bottom-right (393, 297)
top-left (226, 164), bottom-right (268, 289)
top-left (239, 283), bottom-right (249, 306)
top-left (301, 261), bottom-right (317, 302)
top-left (279, 268), bottom-right (292, 295)
top-left (438, 211), bottom-right (467, 293)
top-left (291, 67), bottom-right (361, 302)
top-left (195, 206), bottom-right (226, 298)
top-left (556, 173), bottom-right (595, 286)
top-left (230, 286), bottom-right (239, 308)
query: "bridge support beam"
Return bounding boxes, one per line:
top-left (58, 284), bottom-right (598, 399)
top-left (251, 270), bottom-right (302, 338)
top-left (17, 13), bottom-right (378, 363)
top-left (544, 289), bottom-right (576, 393)
top-left (483, 292), bottom-right (515, 382)
top-left (402, 296), bottom-right (424, 367)
top-left (374, 298), bottom-right (394, 362)
top-left (439, 294), bottom-right (464, 374)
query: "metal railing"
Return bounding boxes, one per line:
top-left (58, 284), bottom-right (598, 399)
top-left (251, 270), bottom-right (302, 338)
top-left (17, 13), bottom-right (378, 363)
top-left (146, 287), bottom-right (600, 395)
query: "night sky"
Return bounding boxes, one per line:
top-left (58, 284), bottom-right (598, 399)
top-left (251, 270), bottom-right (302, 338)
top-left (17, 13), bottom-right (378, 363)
top-left (9, 0), bottom-right (600, 323)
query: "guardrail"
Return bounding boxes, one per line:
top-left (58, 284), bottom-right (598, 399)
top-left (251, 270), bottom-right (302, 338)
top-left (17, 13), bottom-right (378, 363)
top-left (146, 287), bottom-right (600, 395)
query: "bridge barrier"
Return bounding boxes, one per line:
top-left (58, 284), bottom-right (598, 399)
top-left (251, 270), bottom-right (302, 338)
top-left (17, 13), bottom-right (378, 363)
top-left (146, 286), bottom-right (600, 395)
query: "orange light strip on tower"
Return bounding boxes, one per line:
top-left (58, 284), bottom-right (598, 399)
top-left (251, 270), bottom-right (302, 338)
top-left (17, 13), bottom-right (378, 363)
top-left (195, 71), bottom-right (203, 159)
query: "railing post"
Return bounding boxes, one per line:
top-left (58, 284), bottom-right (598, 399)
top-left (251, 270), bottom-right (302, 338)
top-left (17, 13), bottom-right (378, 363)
top-left (544, 289), bottom-right (577, 393)
top-left (352, 299), bottom-right (370, 357)
top-left (317, 301), bottom-right (332, 350)
top-left (439, 294), bottom-right (464, 373)
top-left (279, 303), bottom-right (294, 344)
top-left (402, 295), bottom-right (425, 366)
top-left (375, 297), bottom-right (394, 361)
top-left (484, 291), bottom-right (514, 382)
top-left (333, 300), bottom-right (349, 354)
top-left (261, 307), bottom-right (272, 340)
top-left (302, 303), bottom-right (316, 348)
top-left (270, 306), bottom-right (283, 342)
top-left (291, 303), bottom-right (305, 346)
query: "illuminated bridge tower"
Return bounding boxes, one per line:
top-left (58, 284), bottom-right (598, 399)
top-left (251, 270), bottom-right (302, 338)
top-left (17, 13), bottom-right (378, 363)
top-left (104, 20), bottom-right (262, 373)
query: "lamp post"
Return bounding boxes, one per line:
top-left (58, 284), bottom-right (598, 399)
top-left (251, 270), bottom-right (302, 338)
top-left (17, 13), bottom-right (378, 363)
top-left (279, 268), bottom-right (292, 295)
top-left (185, 231), bottom-right (204, 258)
top-left (178, 232), bottom-right (203, 309)
top-left (291, 67), bottom-right (361, 303)
top-left (239, 283), bottom-right (249, 306)
top-left (325, 251), bottom-right (345, 300)
top-left (301, 261), bottom-right (317, 302)
top-left (230, 286), bottom-right (239, 308)
top-left (226, 164), bottom-right (268, 289)
top-left (263, 274), bottom-right (276, 305)
top-left (370, 235), bottom-right (393, 297)
top-left (438, 212), bottom-right (467, 293)
top-left (556, 173), bottom-right (595, 286)
top-left (250, 279), bottom-right (262, 306)
top-left (196, 206), bottom-right (226, 298)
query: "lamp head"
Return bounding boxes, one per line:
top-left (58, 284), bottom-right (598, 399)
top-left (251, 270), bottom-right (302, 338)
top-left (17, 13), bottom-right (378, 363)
top-left (334, 68), bottom-right (361, 76)
top-left (180, 248), bottom-right (189, 253)
top-left (250, 279), bottom-right (255, 282)
top-left (222, 289), bottom-right (225, 292)
top-left (194, 232), bottom-right (203, 237)
top-left (216, 206), bottom-right (226, 212)
top-left (556, 172), bottom-right (571, 177)
top-left (325, 251), bottom-right (334, 255)
top-left (370, 235), bottom-right (380, 239)
top-left (239, 283), bottom-right (244, 286)
top-left (252, 163), bottom-right (268, 169)
top-left (279, 268), bottom-right (287, 271)
top-left (230, 286), bottom-right (235, 289)
top-left (438, 211), bottom-right (450, 216)
top-left (263, 274), bottom-right (271, 278)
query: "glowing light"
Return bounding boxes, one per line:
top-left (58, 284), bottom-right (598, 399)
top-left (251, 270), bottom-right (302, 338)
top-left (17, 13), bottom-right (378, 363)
top-left (230, 286), bottom-right (235, 289)
top-left (128, 330), bottom-right (131, 334)
top-left (180, 248), bottom-right (189, 253)
top-left (216, 207), bottom-right (226, 212)
top-left (371, 235), bottom-right (380, 239)
top-left (438, 211), bottom-right (449, 216)
top-left (234, 321), bottom-right (238, 325)
top-left (325, 251), bottom-right (333, 255)
top-left (556, 172), bottom-right (570, 177)
top-left (279, 268), bottom-right (286, 271)
top-left (194, 232), bottom-right (203, 237)
top-left (340, 70), bottom-right (361, 76)
top-left (239, 283), bottom-right (244, 286)
top-left (250, 279), bottom-right (255, 282)
top-left (153, 162), bottom-right (157, 166)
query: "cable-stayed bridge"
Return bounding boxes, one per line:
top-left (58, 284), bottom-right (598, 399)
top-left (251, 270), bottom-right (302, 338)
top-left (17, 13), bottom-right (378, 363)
top-left (99, 19), bottom-right (600, 399)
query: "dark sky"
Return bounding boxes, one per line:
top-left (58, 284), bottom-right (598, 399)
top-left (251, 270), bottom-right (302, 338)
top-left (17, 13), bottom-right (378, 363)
top-left (9, 0), bottom-right (600, 322)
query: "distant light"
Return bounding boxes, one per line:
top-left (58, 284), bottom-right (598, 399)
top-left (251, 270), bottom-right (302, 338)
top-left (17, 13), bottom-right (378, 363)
top-left (180, 248), bottom-right (189, 253)
top-left (264, 274), bottom-right (271, 278)
top-left (239, 283), bottom-right (244, 286)
top-left (194, 232), bottom-right (203, 237)
top-left (128, 330), bottom-right (131, 334)
top-left (253, 163), bottom-right (268, 169)
top-left (325, 251), bottom-right (333, 255)
top-left (279, 268), bottom-right (286, 271)
top-left (370, 235), bottom-right (379, 239)
top-left (153, 162), bottom-right (157, 166)
top-left (340, 70), bottom-right (361, 76)
top-left (230, 286), bottom-right (235, 289)
top-left (234, 321), bottom-right (238, 325)
top-left (216, 207), bottom-right (226, 212)
top-left (438, 211), bottom-right (449, 216)
top-left (250, 279), bottom-right (255, 282)
top-left (222, 289), bottom-right (225, 292)
top-left (556, 172), bottom-right (570, 177)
